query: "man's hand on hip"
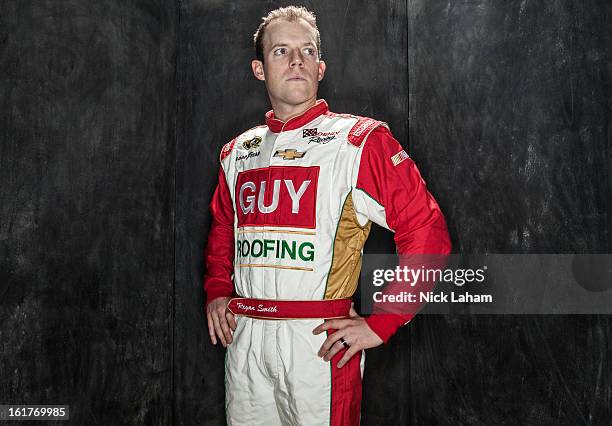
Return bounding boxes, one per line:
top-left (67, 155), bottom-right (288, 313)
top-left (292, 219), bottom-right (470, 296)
top-left (206, 297), bottom-right (236, 347)
top-left (312, 305), bottom-right (383, 368)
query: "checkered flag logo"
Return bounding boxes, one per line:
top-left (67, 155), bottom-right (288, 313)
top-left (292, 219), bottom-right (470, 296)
top-left (303, 128), bottom-right (318, 137)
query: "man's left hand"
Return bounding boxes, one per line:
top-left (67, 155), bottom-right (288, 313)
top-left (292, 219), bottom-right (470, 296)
top-left (312, 305), bottom-right (383, 368)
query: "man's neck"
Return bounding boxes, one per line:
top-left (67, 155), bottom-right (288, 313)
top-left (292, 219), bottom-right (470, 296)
top-left (271, 98), bottom-right (317, 122)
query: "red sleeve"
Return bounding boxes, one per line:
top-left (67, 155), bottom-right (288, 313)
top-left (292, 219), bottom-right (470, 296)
top-left (357, 126), bottom-right (452, 343)
top-left (203, 166), bottom-right (235, 305)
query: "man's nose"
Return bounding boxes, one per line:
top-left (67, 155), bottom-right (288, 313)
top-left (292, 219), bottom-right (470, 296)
top-left (289, 49), bottom-right (304, 67)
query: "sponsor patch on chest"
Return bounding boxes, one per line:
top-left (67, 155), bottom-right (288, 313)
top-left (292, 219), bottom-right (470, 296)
top-left (302, 128), bottom-right (340, 144)
top-left (235, 166), bottom-right (319, 228)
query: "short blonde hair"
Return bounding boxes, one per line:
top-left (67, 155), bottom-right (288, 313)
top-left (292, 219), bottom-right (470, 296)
top-left (253, 5), bottom-right (321, 62)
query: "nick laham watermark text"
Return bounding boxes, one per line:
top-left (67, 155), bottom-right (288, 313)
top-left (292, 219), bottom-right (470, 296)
top-left (372, 290), bottom-right (492, 304)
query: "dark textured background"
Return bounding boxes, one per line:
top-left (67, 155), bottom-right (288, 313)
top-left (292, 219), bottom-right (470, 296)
top-left (1, 0), bottom-right (611, 424)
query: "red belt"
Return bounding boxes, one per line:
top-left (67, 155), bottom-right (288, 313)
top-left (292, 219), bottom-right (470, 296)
top-left (227, 297), bottom-right (352, 320)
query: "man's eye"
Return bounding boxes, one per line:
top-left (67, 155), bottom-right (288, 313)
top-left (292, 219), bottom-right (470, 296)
top-left (304, 48), bottom-right (315, 56)
top-left (274, 48), bottom-right (287, 55)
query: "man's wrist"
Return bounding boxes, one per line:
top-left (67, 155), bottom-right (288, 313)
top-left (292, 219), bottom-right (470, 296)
top-left (365, 313), bottom-right (414, 344)
top-left (205, 289), bottom-right (233, 307)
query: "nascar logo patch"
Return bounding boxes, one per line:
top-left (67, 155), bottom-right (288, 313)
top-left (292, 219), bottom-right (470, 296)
top-left (391, 149), bottom-right (410, 166)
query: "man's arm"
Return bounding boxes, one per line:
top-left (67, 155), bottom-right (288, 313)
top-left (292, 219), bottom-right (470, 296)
top-left (354, 126), bottom-right (452, 343)
top-left (203, 166), bottom-right (237, 346)
top-left (314, 124), bottom-right (451, 366)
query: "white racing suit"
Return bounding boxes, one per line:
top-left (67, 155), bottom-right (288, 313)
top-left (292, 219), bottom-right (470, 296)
top-left (204, 100), bottom-right (451, 425)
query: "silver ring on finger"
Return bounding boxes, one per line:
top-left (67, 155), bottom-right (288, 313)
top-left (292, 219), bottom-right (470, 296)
top-left (339, 337), bottom-right (350, 348)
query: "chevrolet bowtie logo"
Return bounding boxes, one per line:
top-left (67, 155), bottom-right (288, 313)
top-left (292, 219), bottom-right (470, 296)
top-left (274, 149), bottom-right (305, 160)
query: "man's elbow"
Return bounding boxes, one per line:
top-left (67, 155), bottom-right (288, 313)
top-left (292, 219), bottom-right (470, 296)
top-left (395, 214), bottom-right (452, 255)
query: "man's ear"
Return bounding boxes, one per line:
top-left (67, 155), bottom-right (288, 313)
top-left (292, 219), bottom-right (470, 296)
top-left (317, 60), bottom-right (326, 82)
top-left (252, 60), bottom-right (265, 81)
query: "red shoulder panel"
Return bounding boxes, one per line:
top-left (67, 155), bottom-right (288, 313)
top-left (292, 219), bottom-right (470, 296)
top-left (347, 117), bottom-right (384, 147)
top-left (220, 138), bottom-right (236, 162)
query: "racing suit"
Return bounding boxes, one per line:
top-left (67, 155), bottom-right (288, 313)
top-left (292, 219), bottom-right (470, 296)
top-left (204, 99), bottom-right (451, 425)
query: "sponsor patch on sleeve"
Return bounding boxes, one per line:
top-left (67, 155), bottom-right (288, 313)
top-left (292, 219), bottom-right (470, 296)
top-left (391, 149), bottom-right (410, 166)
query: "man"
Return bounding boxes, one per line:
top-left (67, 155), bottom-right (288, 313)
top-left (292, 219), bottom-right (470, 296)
top-left (204, 6), bottom-right (451, 425)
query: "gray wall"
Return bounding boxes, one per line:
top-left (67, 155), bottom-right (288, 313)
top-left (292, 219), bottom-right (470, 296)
top-left (1, 0), bottom-right (611, 424)
top-left (1, 1), bottom-right (176, 423)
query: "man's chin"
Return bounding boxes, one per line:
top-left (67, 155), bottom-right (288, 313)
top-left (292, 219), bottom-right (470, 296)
top-left (281, 92), bottom-right (316, 106)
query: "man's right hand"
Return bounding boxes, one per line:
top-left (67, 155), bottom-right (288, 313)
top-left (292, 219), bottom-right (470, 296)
top-left (206, 297), bottom-right (237, 347)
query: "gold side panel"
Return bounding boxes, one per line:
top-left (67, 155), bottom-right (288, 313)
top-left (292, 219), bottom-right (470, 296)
top-left (324, 192), bottom-right (371, 299)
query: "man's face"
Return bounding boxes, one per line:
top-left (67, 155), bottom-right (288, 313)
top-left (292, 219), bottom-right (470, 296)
top-left (252, 18), bottom-right (326, 114)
